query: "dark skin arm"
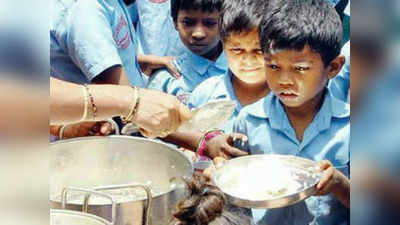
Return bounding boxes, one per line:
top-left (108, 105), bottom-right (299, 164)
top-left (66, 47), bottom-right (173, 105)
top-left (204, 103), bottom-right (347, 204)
top-left (92, 65), bottom-right (131, 85)
top-left (137, 54), bottom-right (181, 78)
top-left (163, 132), bottom-right (248, 159)
top-left (163, 132), bottom-right (202, 151)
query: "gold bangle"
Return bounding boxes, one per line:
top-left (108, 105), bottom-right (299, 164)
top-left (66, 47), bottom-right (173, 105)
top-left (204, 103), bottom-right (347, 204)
top-left (79, 85), bottom-right (89, 122)
top-left (83, 84), bottom-right (97, 120)
top-left (122, 86), bottom-right (140, 123)
top-left (130, 87), bottom-right (140, 123)
top-left (122, 86), bottom-right (138, 123)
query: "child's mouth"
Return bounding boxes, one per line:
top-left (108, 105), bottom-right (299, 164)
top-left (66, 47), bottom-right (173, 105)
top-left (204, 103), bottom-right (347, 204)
top-left (279, 91), bottom-right (299, 99)
top-left (241, 68), bottom-right (261, 73)
top-left (190, 44), bottom-right (206, 49)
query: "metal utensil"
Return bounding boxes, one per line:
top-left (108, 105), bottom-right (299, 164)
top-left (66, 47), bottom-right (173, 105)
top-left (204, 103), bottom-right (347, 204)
top-left (177, 100), bottom-right (236, 133)
top-left (213, 154), bottom-right (322, 209)
top-left (51, 209), bottom-right (111, 225)
top-left (121, 100), bottom-right (236, 135)
top-left (51, 187), bottom-right (115, 225)
top-left (50, 136), bottom-right (193, 225)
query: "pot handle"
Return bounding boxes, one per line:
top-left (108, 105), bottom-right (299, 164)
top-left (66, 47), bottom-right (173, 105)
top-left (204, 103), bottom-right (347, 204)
top-left (61, 186), bottom-right (116, 225)
top-left (88, 184), bottom-right (153, 225)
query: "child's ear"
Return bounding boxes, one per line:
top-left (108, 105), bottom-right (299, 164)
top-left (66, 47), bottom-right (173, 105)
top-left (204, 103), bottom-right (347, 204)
top-left (173, 20), bottom-right (178, 31)
top-left (326, 55), bottom-right (345, 79)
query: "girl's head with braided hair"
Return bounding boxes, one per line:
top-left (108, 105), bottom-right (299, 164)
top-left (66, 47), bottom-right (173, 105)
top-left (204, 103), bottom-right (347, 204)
top-left (171, 172), bottom-right (253, 225)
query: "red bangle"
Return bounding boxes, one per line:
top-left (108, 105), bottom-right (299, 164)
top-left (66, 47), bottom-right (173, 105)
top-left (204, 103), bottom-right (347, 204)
top-left (197, 130), bottom-right (223, 158)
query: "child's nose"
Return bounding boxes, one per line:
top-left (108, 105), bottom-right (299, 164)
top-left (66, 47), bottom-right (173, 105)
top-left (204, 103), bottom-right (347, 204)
top-left (192, 26), bottom-right (206, 40)
top-left (278, 72), bottom-right (294, 86)
top-left (241, 53), bottom-right (257, 66)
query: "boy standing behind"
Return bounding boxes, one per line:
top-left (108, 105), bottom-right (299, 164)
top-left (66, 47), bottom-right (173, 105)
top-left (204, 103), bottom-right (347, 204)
top-left (233, 0), bottom-right (350, 224)
top-left (147, 0), bottom-right (226, 104)
top-left (160, 0), bottom-right (269, 160)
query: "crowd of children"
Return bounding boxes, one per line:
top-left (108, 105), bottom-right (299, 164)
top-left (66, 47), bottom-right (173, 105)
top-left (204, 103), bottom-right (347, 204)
top-left (50, 0), bottom-right (350, 224)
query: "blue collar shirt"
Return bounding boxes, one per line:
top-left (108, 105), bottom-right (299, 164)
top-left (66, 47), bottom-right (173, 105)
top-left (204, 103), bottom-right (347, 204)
top-left (233, 89), bottom-right (350, 225)
top-left (50, 0), bottom-right (144, 86)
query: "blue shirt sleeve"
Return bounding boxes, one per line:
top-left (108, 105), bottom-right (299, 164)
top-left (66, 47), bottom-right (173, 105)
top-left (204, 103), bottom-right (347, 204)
top-left (187, 78), bottom-right (215, 109)
top-left (147, 69), bottom-right (174, 92)
top-left (65, 1), bottom-right (122, 82)
top-left (147, 69), bottom-right (188, 96)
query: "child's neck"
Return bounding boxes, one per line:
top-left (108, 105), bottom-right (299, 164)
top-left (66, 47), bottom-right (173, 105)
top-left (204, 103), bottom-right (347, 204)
top-left (283, 90), bottom-right (325, 142)
top-left (232, 76), bottom-right (270, 107)
top-left (202, 42), bottom-right (223, 62)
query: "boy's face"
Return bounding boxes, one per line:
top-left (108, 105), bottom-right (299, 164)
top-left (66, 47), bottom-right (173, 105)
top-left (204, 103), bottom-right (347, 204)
top-left (175, 9), bottom-right (220, 57)
top-left (223, 29), bottom-right (265, 85)
top-left (264, 45), bottom-right (343, 108)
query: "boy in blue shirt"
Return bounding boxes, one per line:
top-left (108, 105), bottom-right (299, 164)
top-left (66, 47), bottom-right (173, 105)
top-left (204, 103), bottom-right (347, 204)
top-left (146, 0), bottom-right (227, 104)
top-left (51, 0), bottom-right (144, 87)
top-left (187, 0), bottom-right (270, 133)
top-left (162, 0), bottom-right (269, 159)
top-left (232, 0), bottom-right (350, 224)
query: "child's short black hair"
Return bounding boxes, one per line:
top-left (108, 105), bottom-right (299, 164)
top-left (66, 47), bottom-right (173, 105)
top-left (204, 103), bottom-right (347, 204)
top-left (219, 0), bottom-right (266, 41)
top-left (259, 0), bottom-right (343, 66)
top-left (171, 0), bottom-right (223, 23)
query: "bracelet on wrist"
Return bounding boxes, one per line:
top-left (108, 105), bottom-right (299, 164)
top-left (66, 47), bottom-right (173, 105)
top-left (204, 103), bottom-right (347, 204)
top-left (196, 129), bottom-right (224, 158)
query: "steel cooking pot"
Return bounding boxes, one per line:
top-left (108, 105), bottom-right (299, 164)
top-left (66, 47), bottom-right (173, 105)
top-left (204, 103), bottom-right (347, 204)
top-left (50, 136), bottom-right (193, 225)
top-left (51, 187), bottom-right (115, 225)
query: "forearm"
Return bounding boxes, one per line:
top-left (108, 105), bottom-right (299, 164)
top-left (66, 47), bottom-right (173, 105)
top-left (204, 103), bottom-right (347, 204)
top-left (92, 65), bottom-right (131, 85)
top-left (137, 54), bottom-right (161, 66)
top-left (50, 78), bottom-right (132, 125)
top-left (163, 131), bottom-right (203, 151)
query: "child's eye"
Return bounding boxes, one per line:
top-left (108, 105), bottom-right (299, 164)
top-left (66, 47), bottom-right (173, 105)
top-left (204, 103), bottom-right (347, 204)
top-left (268, 64), bottom-right (279, 70)
top-left (295, 66), bottom-right (309, 71)
top-left (253, 49), bottom-right (263, 55)
top-left (181, 19), bottom-right (196, 27)
top-left (231, 48), bottom-right (243, 54)
top-left (255, 49), bottom-right (263, 55)
top-left (202, 20), bottom-right (218, 27)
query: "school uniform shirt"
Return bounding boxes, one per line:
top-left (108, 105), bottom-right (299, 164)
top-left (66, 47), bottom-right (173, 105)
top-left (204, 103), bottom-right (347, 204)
top-left (147, 48), bottom-right (227, 104)
top-left (325, 0), bottom-right (340, 6)
top-left (127, 1), bottom-right (139, 23)
top-left (187, 71), bottom-right (242, 133)
top-left (135, 0), bottom-right (185, 57)
top-left (329, 41), bottom-right (350, 102)
top-left (233, 89), bottom-right (350, 225)
top-left (50, 0), bottom-right (145, 87)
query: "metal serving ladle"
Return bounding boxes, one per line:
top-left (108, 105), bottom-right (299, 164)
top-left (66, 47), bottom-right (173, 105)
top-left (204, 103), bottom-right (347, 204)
top-left (121, 99), bottom-right (237, 135)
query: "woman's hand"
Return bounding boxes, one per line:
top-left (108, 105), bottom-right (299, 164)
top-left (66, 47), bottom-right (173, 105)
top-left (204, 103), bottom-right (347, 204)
top-left (51, 121), bottom-right (114, 139)
top-left (133, 88), bottom-right (191, 138)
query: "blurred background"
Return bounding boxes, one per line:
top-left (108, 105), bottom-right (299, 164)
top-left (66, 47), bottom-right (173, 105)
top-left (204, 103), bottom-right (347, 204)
top-left (351, 0), bottom-right (400, 224)
top-left (0, 0), bottom-right (399, 224)
top-left (0, 0), bottom-right (48, 225)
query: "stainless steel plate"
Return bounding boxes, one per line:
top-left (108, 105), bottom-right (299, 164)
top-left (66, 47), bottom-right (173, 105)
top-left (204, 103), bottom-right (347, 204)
top-left (213, 154), bottom-right (322, 209)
